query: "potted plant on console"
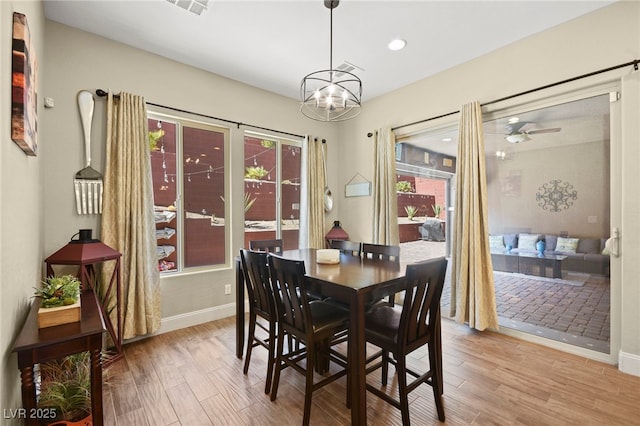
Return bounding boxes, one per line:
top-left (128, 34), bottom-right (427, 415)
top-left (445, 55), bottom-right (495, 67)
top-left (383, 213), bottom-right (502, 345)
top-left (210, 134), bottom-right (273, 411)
top-left (34, 275), bottom-right (81, 328)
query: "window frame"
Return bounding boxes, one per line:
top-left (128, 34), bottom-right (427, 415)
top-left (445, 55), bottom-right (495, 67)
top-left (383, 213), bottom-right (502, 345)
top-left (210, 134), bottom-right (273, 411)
top-left (243, 131), bottom-right (303, 248)
top-left (149, 110), bottom-right (231, 274)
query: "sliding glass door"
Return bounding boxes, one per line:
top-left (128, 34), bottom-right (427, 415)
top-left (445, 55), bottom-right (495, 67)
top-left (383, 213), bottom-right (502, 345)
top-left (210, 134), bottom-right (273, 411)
top-left (395, 85), bottom-right (620, 361)
top-left (483, 92), bottom-right (613, 355)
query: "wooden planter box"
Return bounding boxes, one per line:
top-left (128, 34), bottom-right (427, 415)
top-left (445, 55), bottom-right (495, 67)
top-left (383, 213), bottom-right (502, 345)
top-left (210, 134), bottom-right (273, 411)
top-left (38, 300), bottom-right (81, 328)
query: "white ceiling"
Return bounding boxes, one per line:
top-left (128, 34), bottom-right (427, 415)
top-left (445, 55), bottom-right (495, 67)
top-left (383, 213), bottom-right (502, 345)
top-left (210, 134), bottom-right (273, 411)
top-left (43, 0), bottom-right (615, 102)
top-left (398, 93), bottom-right (612, 156)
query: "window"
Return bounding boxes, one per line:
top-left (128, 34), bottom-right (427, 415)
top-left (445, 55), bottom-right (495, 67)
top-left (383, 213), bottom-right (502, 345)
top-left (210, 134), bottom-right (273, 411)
top-left (243, 132), bottom-right (302, 250)
top-left (149, 114), bottom-right (229, 273)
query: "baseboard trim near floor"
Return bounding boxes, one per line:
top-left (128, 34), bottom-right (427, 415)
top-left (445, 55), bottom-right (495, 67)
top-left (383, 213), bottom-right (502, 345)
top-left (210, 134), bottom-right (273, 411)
top-left (158, 302), bottom-right (238, 335)
top-left (619, 350), bottom-right (640, 377)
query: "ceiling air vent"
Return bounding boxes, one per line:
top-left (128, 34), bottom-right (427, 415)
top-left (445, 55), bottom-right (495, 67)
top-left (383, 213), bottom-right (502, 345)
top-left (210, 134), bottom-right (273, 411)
top-left (166, 0), bottom-right (209, 16)
top-left (335, 61), bottom-right (364, 78)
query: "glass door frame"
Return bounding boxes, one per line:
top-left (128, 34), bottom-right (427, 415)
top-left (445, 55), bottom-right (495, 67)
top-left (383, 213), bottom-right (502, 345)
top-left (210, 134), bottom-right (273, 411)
top-left (395, 80), bottom-right (622, 364)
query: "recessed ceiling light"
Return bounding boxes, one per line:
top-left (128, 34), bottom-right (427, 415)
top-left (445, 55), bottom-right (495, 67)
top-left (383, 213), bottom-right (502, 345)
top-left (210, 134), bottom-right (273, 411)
top-left (388, 39), bottom-right (407, 51)
top-left (442, 137), bottom-right (452, 142)
top-left (508, 117), bottom-right (520, 124)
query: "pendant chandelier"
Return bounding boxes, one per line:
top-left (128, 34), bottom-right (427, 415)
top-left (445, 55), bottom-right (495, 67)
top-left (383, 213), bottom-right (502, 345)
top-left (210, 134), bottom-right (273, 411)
top-left (300, 0), bottom-right (362, 122)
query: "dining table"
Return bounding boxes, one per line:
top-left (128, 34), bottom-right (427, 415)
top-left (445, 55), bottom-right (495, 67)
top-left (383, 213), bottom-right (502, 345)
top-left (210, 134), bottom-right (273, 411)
top-left (235, 248), bottom-right (443, 425)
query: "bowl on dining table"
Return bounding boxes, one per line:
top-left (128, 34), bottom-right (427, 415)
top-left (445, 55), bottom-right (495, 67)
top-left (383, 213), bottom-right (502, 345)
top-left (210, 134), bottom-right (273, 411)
top-left (316, 249), bottom-right (340, 264)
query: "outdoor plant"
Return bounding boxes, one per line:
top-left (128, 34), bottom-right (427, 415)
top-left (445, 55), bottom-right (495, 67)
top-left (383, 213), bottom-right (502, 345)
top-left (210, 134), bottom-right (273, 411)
top-left (244, 192), bottom-right (257, 213)
top-left (148, 128), bottom-right (164, 151)
top-left (245, 165), bottom-right (269, 180)
top-left (34, 275), bottom-right (81, 308)
top-left (432, 204), bottom-right (442, 218)
top-left (396, 180), bottom-right (413, 193)
top-left (405, 205), bottom-right (418, 221)
top-left (261, 139), bottom-right (276, 148)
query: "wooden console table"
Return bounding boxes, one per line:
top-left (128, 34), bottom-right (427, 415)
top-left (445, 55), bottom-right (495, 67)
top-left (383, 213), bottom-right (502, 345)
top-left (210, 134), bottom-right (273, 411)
top-left (13, 291), bottom-right (106, 426)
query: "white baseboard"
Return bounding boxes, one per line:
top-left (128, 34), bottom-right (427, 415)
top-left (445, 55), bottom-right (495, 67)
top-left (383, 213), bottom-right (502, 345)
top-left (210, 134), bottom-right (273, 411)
top-left (157, 302), bottom-right (237, 335)
top-left (619, 350), bottom-right (640, 377)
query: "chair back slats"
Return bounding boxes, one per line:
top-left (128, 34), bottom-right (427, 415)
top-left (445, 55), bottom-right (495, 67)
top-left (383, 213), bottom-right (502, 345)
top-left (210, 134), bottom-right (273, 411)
top-left (240, 249), bottom-right (274, 317)
top-left (362, 243), bottom-right (400, 262)
top-left (250, 239), bottom-right (283, 253)
top-left (400, 257), bottom-right (448, 350)
top-left (329, 240), bottom-right (362, 256)
top-left (268, 254), bottom-right (310, 335)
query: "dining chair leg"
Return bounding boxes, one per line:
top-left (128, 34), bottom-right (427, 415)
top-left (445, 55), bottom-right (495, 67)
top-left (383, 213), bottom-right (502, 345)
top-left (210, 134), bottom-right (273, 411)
top-left (243, 312), bottom-right (256, 375)
top-left (346, 340), bottom-right (351, 409)
top-left (428, 340), bottom-right (446, 421)
top-left (270, 331), bottom-right (286, 401)
top-left (264, 323), bottom-right (276, 394)
top-left (397, 357), bottom-right (411, 426)
top-left (303, 343), bottom-right (316, 426)
top-left (381, 349), bottom-right (390, 386)
top-left (435, 315), bottom-right (444, 396)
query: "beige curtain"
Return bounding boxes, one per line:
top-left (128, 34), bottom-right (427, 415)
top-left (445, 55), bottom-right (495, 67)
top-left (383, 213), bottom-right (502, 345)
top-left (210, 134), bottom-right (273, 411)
top-left (299, 136), bottom-right (325, 249)
top-left (372, 127), bottom-right (399, 245)
top-left (101, 91), bottom-right (161, 340)
top-left (450, 101), bottom-right (499, 331)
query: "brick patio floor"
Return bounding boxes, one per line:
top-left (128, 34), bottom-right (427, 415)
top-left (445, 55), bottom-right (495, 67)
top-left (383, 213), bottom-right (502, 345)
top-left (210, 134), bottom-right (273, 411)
top-left (400, 240), bottom-right (611, 353)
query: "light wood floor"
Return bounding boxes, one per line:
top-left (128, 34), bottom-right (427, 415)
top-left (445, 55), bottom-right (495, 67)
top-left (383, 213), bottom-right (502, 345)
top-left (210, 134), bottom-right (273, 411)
top-left (102, 316), bottom-right (640, 425)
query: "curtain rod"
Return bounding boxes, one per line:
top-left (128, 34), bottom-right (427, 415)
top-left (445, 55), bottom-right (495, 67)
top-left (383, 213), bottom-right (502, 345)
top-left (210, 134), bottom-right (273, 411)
top-left (95, 89), bottom-right (304, 139)
top-left (366, 58), bottom-right (639, 137)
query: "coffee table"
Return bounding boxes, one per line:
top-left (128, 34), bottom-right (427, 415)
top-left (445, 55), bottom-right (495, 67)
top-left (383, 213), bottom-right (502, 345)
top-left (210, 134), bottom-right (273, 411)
top-left (491, 251), bottom-right (567, 279)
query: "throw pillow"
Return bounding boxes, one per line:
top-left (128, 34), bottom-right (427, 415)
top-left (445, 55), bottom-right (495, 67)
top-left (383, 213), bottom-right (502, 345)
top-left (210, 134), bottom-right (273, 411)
top-left (556, 237), bottom-right (579, 253)
top-left (518, 234), bottom-right (539, 251)
top-left (577, 238), bottom-right (600, 254)
top-left (489, 235), bottom-right (504, 251)
top-left (544, 235), bottom-right (558, 251)
top-left (503, 233), bottom-right (518, 249)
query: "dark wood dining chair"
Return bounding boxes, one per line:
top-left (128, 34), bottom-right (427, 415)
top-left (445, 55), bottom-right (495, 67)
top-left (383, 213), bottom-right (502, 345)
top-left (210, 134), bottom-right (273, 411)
top-left (361, 242), bottom-right (400, 262)
top-left (329, 239), bottom-right (362, 256)
top-left (249, 238), bottom-right (283, 253)
top-left (364, 257), bottom-right (448, 424)
top-left (362, 243), bottom-right (401, 307)
top-left (267, 254), bottom-right (350, 426)
top-left (239, 249), bottom-right (277, 394)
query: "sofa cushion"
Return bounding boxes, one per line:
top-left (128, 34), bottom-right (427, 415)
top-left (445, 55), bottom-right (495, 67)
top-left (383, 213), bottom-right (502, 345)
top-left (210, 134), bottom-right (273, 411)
top-left (577, 238), bottom-right (600, 254)
top-left (504, 233), bottom-right (518, 249)
top-left (544, 235), bottom-right (558, 251)
top-left (556, 237), bottom-right (579, 253)
top-left (489, 235), bottom-right (504, 251)
top-left (518, 233), bottom-right (540, 251)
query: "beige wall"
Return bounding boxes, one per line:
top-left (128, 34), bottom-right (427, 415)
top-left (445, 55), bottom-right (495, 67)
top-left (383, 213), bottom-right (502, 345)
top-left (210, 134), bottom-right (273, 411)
top-left (337, 1), bottom-right (640, 371)
top-left (1, 0), bottom-right (46, 417)
top-left (486, 141), bottom-right (610, 238)
top-left (41, 21), bottom-right (339, 321)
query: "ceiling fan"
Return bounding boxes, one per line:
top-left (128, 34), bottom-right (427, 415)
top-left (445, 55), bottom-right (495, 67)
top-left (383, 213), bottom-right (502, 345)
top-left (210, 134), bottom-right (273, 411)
top-left (502, 121), bottom-right (561, 143)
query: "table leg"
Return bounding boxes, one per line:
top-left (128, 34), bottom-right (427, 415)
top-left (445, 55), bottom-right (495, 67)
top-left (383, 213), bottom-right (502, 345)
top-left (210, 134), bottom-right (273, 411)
top-left (553, 261), bottom-right (562, 279)
top-left (20, 366), bottom-right (37, 426)
top-left (90, 347), bottom-right (104, 426)
top-left (349, 292), bottom-right (367, 425)
top-left (235, 258), bottom-right (245, 359)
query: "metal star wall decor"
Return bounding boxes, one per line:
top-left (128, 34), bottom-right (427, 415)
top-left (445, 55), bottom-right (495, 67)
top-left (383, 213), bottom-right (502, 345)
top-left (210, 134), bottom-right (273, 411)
top-left (536, 179), bottom-right (578, 212)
